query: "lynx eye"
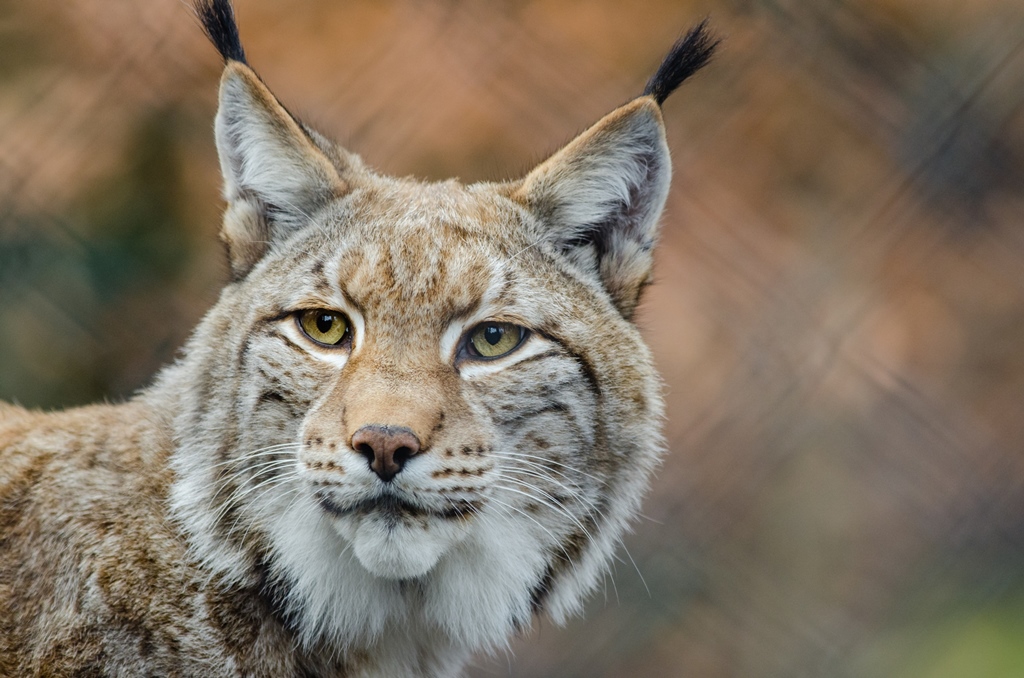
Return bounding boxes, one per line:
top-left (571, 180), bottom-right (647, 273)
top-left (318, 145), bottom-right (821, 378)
top-left (298, 309), bottom-right (350, 347)
top-left (467, 322), bottom-right (526, 359)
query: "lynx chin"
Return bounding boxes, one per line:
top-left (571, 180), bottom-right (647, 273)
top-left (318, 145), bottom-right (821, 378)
top-left (0, 1), bottom-right (717, 675)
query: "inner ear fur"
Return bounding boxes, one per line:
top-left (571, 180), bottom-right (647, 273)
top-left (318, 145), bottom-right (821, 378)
top-left (215, 62), bottom-right (349, 278)
top-left (514, 97), bottom-right (672, 319)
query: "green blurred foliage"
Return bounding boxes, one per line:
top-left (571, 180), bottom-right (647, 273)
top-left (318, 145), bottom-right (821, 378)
top-left (0, 110), bottom-right (198, 408)
top-left (904, 593), bottom-right (1024, 678)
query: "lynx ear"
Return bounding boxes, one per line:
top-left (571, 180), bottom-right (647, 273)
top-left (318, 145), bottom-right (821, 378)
top-left (214, 62), bottom-right (346, 277)
top-left (195, 0), bottom-right (345, 276)
top-left (515, 21), bottom-right (717, 318)
top-left (515, 97), bottom-right (671, 318)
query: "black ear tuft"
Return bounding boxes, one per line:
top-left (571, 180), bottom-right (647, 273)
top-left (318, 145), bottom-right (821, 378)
top-left (642, 19), bottom-right (719, 106)
top-left (194, 0), bottom-right (247, 65)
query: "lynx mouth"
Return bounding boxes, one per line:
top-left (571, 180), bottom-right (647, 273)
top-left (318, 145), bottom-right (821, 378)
top-left (315, 491), bottom-right (479, 522)
top-left (316, 490), bottom-right (481, 580)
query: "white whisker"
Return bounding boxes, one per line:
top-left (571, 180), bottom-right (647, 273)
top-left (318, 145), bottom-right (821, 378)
top-left (500, 464), bottom-right (600, 513)
top-left (482, 495), bottom-right (583, 580)
top-left (497, 449), bottom-right (606, 485)
top-left (491, 480), bottom-right (596, 546)
top-left (208, 442), bottom-right (301, 469)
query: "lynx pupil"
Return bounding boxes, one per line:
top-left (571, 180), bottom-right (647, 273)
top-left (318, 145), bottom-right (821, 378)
top-left (316, 313), bottom-right (335, 334)
top-left (484, 325), bottom-right (503, 345)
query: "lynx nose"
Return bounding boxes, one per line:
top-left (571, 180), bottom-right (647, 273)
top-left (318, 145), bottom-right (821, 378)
top-left (351, 425), bottom-right (421, 482)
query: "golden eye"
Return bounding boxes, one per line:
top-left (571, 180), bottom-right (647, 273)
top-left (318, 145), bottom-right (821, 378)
top-left (468, 322), bottom-right (525, 359)
top-left (298, 309), bottom-right (350, 347)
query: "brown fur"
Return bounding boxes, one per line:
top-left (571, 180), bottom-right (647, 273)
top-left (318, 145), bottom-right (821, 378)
top-left (0, 6), bottom-right (715, 674)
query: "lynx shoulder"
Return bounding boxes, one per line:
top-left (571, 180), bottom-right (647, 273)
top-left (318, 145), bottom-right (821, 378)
top-left (0, 2), bottom-right (716, 675)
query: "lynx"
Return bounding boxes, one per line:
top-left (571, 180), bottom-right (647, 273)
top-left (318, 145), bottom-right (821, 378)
top-left (0, 1), bottom-right (716, 675)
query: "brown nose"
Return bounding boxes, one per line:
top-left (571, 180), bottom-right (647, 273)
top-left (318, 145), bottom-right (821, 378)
top-left (350, 425), bottom-right (421, 482)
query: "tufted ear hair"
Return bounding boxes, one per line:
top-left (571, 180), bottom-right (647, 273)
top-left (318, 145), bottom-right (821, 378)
top-left (514, 97), bottom-right (672, 319)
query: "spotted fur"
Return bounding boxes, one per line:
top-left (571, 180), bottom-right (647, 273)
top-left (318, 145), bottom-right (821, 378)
top-left (0, 2), bottom-right (715, 675)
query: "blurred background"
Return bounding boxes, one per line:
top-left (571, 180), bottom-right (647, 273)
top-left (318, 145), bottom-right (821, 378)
top-left (2, 0), bottom-right (1024, 675)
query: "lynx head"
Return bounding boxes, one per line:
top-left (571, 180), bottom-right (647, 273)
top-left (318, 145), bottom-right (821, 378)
top-left (169, 0), bottom-right (716, 655)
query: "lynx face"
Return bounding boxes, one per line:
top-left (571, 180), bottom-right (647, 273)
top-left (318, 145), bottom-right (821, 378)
top-left (165, 0), bottom-right (715, 660)
top-left (287, 192), bottom-right (607, 583)
top-left (171, 146), bottom-right (662, 648)
top-left (218, 181), bottom-right (629, 585)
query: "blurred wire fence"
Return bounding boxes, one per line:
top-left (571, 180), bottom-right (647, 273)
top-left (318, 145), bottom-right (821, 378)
top-left (2, 0), bottom-right (1024, 676)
